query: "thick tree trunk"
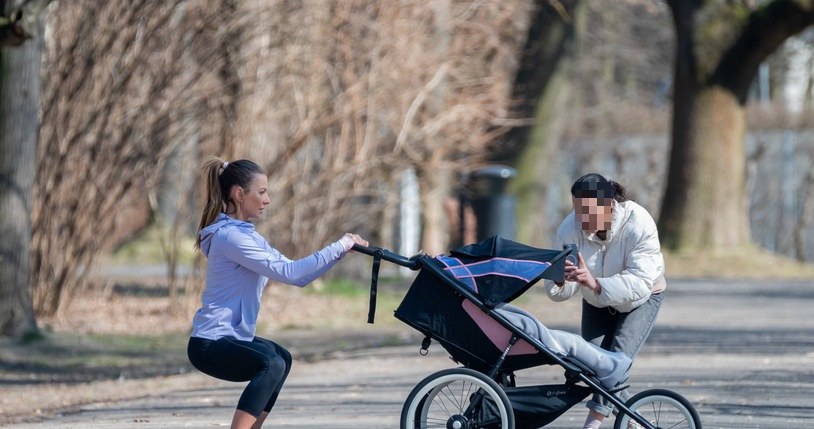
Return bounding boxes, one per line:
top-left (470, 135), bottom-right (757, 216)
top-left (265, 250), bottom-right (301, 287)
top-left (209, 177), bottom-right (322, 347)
top-left (660, 0), bottom-right (814, 252)
top-left (659, 86), bottom-right (749, 250)
top-left (0, 0), bottom-right (44, 337)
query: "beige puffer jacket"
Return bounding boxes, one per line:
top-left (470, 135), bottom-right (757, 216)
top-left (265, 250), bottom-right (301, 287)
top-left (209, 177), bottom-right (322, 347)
top-left (544, 200), bottom-right (666, 313)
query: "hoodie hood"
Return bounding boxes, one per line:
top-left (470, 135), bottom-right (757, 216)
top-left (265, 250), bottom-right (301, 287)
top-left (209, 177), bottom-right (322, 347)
top-left (199, 213), bottom-right (255, 256)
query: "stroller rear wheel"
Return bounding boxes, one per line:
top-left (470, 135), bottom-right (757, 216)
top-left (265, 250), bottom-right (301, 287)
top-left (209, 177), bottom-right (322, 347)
top-left (401, 367), bottom-right (514, 429)
top-left (613, 388), bottom-right (701, 429)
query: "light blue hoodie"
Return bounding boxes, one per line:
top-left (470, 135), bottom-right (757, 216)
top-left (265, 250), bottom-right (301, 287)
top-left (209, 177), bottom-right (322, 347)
top-left (191, 213), bottom-right (349, 341)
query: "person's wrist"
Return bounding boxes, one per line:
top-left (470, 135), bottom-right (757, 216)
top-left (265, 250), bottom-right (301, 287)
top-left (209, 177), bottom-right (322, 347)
top-left (339, 235), bottom-right (355, 252)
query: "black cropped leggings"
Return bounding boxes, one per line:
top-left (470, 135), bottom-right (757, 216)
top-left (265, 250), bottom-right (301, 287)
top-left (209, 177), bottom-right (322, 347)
top-left (187, 336), bottom-right (293, 417)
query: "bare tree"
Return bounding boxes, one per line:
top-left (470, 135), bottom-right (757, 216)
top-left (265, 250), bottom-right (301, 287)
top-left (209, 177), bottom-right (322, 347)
top-left (30, 0), bottom-right (536, 315)
top-left (232, 1), bottom-right (534, 256)
top-left (32, 0), bottom-right (236, 316)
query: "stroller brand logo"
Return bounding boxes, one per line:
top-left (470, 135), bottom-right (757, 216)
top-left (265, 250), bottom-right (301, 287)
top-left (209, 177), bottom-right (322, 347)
top-left (547, 389), bottom-right (568, 397)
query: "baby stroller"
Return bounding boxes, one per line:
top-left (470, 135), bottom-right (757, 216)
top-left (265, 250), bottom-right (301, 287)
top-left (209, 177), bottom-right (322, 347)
top-left (354, 236), bottom-right (701, 429)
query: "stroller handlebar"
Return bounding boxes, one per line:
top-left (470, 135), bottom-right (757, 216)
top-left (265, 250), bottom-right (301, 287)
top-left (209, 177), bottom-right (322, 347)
top-left (352, 244), bottom-right (421, 270)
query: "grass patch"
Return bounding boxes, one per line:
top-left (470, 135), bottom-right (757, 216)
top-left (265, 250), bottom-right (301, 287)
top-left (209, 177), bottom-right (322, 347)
top-left (108, 224), bottom-right (197, 266)
top-left (81, 332), bottom-right (188, 352)
top-left (307, 278), bottom-right (370, 297)
top-left (19, 328), bottom-right (48, 344)
top-left (663, 244), bottom-right (814, 280)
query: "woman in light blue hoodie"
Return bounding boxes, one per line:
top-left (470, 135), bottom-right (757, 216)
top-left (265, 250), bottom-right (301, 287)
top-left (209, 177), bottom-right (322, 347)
top-left (187, 157), bottom-right (367, 429)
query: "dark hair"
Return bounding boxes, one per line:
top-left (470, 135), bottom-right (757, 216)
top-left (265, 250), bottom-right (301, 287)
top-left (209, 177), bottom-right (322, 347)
top-left (195, 157), bottom-right (265, 249)
top-left (570, 173), bottom-right (627, 203)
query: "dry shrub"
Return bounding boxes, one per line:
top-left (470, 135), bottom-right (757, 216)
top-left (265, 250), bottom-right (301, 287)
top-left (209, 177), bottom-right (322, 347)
top-left (33, 1), bottom-right (537, 316)
top-left (233, 1), bottom-right (535, 255)
top-left (562, 101), bottom-right (671, 140)
top-left (33, 1), bottom-right (240, 316)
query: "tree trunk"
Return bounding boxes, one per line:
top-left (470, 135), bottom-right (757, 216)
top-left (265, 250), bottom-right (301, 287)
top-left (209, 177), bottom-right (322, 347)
top-left (420, 163), bottom-right (450, 256)
top-left (659, 86), bottom-right (749, 250)
top-left (419, 0), bottom-right (451, 255)
top-left (511, 67), bottom-right (572, 246)
top-left (0, 0), bottom-right (45, 337)
top-left (499, 0), bottom-right (581, 246)
top-left (660, 0), bottom-right (814, 252)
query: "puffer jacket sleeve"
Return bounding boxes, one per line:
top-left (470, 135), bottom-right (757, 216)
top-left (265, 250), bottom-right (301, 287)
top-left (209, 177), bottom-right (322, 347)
top-left (595, 211), bottom-right (664, 307)
top-left (544, 214), bottom-right (581, 302)
top-left (222, 229), bottom-right (348, 287)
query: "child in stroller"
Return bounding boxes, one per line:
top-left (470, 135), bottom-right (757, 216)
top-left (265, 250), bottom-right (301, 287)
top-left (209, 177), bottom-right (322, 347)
top-left (490, 303), bottom-right (630, 390)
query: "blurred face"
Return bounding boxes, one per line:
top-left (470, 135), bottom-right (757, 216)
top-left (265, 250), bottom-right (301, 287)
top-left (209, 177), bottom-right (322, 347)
top-left (233, 173), bottom-right (270, 221)
top-left (573, 197), bottom-right (612, 232)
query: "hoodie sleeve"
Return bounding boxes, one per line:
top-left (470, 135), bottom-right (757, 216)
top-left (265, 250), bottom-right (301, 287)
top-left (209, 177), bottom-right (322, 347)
top-left (221, 229), bottom-right (348, 287)
top-left (544, 215), bottom-right (582, 302)
top-left (594, 211), bottom-right (664, 307)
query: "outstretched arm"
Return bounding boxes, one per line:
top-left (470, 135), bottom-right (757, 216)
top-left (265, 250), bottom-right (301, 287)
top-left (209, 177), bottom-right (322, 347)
top-left (222, 231), bottom-right (366, 287)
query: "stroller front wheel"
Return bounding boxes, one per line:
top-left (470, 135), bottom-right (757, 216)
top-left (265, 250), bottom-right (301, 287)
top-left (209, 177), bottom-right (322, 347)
top-left (401, 367), bottom-right (514, 429)
top-left (614, 388), bottom-right (701, 429)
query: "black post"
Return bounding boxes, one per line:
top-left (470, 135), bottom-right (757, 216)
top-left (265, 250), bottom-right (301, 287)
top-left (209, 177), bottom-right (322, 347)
top-left (467, 165), bottom-right (517, 241)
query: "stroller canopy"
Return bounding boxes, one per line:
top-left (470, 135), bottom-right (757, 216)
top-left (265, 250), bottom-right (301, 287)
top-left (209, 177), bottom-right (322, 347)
top-left (437, 236), bottom-right (575, 307)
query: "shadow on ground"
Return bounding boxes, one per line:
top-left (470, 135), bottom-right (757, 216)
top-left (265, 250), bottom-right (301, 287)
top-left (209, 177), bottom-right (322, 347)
top-left (0, 333), bottom-right (191, 385)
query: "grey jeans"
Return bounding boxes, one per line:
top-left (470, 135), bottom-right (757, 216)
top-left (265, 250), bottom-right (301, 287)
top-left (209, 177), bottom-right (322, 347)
top-left (581, 291), bottom-right (664, 416)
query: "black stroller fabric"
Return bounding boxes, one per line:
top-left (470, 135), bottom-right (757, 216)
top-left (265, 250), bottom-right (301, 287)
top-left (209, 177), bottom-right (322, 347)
top-left (394, 236), bottom-right (575, 373)
top-left (391, 237), bottom-right (585, 427)
top-left (477, 384), bottom-right (592, 429)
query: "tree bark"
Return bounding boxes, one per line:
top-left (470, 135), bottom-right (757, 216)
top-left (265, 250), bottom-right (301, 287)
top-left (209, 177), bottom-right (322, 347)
top-left (0, 0), bottom-right (46, 337)
top-left (499, 0), bottom-right (581, 246)
top-left (660, 86), bottom-right (748, 249)
top-left (659, 0), bottom-right (814, 251)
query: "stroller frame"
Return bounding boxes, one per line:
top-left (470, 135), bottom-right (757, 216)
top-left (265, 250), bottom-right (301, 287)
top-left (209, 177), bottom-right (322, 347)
top-left (353, 242), bottom-right (701, 429)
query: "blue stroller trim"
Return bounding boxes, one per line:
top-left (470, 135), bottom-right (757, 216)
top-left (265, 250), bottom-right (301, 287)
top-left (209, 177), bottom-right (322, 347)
top-left (441, 236), bottom-right (574, 308)
top-left (437, 255), bottom-right (552, 293)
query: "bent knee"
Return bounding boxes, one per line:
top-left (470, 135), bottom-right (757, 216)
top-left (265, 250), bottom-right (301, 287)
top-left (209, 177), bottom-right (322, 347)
top-left (261, 353), bottom-right (288, 375)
